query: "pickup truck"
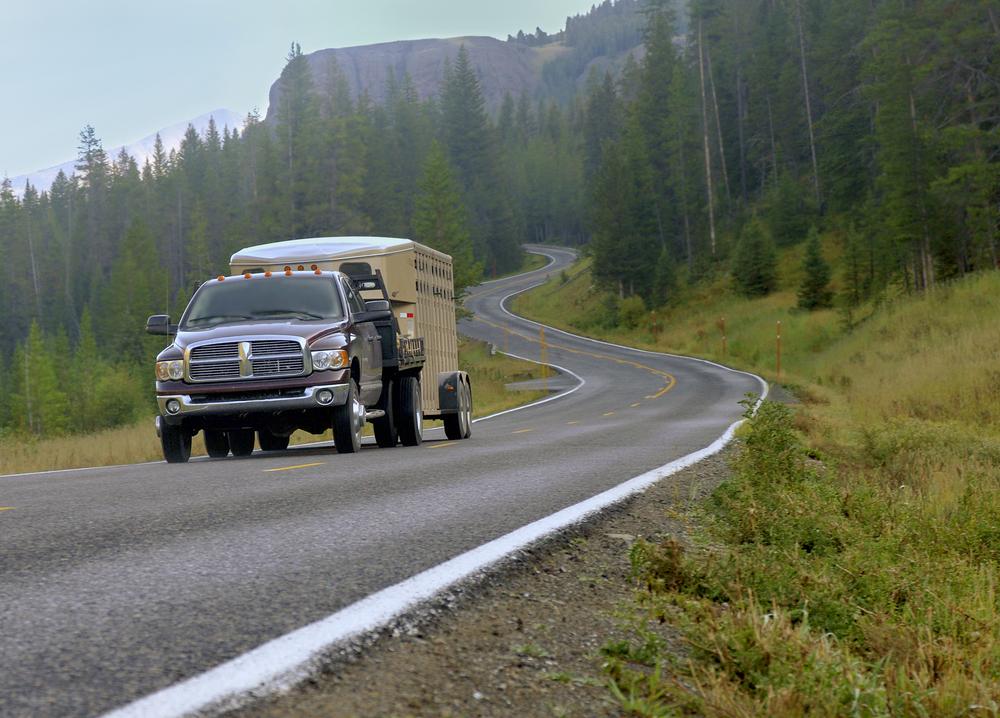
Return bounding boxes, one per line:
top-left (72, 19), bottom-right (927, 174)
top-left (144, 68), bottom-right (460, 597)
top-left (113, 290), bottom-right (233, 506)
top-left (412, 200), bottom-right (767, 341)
top-left (147, 237), bottom-right (472, 463)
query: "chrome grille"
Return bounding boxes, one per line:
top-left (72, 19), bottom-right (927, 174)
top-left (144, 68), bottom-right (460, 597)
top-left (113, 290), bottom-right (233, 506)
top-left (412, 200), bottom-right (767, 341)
top-left (251, 340), bottom-right (300, 357)
top-left (252, 357), bottom-right (305, 376)
top-left (190, 362), bottom-right (241, 381)
top-left (186, 337), bottom-right (307, 383)
top-left (191, 343), bottom-right (239, 360)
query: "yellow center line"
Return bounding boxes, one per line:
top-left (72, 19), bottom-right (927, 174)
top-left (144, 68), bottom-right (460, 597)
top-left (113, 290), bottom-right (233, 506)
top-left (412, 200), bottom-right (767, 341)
top-left (512, 428), bottom-right (535, 434)
top-left (429, 442), bottom-right (457, 449)
top-left (0, 507), bottom-right (14, 512)
top-left (631, 402), bottom-right (642, 408)
top-left (603, 411), bottom-right (616, 417)
top-left (264, 462), bottom-right (326, 473)
top-left (474, 316), bottom-right (677, 400)
top-left (566, 420), bottom-right (580, 425)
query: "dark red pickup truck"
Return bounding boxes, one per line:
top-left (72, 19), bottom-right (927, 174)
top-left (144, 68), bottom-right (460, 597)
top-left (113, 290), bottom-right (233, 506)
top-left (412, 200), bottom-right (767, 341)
top-left (147, 269), bottom-right (428, 462)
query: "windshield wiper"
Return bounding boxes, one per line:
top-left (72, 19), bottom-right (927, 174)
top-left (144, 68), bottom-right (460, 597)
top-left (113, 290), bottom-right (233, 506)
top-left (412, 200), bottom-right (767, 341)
top-left (250, 310), bottom-right (327, 320)
top-left (185, 314), bottom-right (253, 327)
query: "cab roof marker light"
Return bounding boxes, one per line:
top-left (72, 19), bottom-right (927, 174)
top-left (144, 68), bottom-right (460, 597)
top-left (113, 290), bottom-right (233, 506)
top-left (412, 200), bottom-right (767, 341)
top-left (264, 271), bottom-right (272, 278)
top-left (244, 273), bottom-right (252, 279)
top-left (284, 269), bottom-right (293, 276)
top-left (314, 269), bottom-right (322, 275)
top-left (217, 275), bottom-right (225, 282)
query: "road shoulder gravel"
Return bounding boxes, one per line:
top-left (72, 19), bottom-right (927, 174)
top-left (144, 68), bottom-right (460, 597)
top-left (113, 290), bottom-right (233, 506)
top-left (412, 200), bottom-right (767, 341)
top-left (232, 448), bottom-right (735, 718)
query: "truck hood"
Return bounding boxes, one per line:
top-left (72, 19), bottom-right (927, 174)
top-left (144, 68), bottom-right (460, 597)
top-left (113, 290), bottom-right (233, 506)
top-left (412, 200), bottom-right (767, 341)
top-left (173, 318), bottom-right (350, 349)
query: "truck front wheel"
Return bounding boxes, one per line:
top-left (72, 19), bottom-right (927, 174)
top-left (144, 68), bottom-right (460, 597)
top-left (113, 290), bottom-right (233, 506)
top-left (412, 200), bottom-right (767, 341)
top-left (332, 379), bottom-right (364, 454)
top-left (161, 423), bottom-right (192, 464)
top-left (396, 376), bottom-right (423, 447)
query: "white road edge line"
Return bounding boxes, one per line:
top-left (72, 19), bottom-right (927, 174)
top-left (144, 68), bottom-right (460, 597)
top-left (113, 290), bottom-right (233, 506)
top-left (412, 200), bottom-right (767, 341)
top-left (102, 248), bottom-right (767, 718)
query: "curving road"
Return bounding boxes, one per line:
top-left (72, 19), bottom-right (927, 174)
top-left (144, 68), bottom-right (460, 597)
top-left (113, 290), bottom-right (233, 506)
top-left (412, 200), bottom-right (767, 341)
top-left (0, 246), bottom-right (761, 717)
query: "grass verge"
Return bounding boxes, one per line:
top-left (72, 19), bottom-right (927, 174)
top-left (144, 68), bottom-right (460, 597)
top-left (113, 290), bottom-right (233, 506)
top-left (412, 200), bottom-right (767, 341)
top-left (0, 338), bottom-right (547, 476)
top-left (516, 253), bottom-right (1000, 715)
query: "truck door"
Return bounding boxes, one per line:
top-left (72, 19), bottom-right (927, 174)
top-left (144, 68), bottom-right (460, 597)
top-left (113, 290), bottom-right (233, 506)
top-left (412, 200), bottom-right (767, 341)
top-left (342, 278), bottom-right (382, 403)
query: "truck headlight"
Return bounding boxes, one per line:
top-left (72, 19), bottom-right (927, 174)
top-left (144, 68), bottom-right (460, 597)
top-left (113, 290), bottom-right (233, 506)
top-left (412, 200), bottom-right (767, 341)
top-left (311, 350), bottom-right (348, 371)
top-left (156, 360), bottom-right (184, 381)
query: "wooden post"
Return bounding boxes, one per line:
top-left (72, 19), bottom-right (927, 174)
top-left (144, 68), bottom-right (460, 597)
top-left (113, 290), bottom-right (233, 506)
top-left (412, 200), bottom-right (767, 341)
top-left (776, 321), bottom-right (782, 380)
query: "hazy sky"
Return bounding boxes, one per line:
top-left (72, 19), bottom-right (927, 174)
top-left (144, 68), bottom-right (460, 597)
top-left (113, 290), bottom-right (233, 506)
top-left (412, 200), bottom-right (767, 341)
top-left (1, 0), bottom-right (593, 178)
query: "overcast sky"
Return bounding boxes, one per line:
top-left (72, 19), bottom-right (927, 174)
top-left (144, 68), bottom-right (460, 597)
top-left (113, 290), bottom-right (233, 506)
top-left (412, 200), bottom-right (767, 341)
top-left (1, 0), bottom-right (593, 178)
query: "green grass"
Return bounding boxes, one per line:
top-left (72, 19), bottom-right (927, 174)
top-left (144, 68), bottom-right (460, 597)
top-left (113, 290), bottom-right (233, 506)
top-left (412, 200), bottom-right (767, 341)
top-left (515, 251), bottom-right (1000, 716)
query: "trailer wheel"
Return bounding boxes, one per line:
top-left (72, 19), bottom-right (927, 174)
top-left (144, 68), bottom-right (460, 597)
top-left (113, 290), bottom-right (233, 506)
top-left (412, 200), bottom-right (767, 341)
top-left (444, 382), bottom-right (473, 440)
top-left (161, 423), bottom-right (192, 464)
top-left (258, 429), bottom-right (290, 452)
top-left (332, 379), bottom-right (364, 453)
top-left (373, 379), bottom-right (398, 448)
top-left (228, 429), bottom-right (256, 457)
top-left (204, 430), bottom-right (230, 458)
top-left (462, 382), bottom-right (473, 439)
top-left (396, 375), bottom-right (423, 447)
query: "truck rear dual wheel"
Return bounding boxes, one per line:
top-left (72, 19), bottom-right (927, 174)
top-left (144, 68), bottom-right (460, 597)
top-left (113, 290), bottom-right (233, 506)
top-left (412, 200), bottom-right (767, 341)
top-left (373, 378), bottom-right (399, 449)
top-left (258, 429), bottom-right (290, 452)
top-left (228, 430), bottom-right (256, 457)
top-left (161, 423), bottom-right (192, 464)
top-left (332, 379), bottom-right (364, 454)
top-left (443, 382), bottom-right (473, 441)
top-left (204, 430), bottom-right (230, 458)
top-left (396, 375), bottom-right (422, 447)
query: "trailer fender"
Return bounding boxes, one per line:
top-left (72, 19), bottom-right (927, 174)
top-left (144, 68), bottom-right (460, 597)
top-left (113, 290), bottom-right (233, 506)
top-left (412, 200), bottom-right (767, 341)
top-left (438, 371), bottom-right (471, 414)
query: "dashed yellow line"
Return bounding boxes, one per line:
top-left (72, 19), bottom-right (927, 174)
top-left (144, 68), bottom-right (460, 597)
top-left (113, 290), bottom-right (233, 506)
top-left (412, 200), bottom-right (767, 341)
top-left (567, 421), bottom-right (580, 425)
top-left (264, 462), bottom-right (325, 473)
top-left (429, 442), bottom-right (457, 449)
top-left (512, 428), bottom-right (535, 434)
top-left (474, 316), bottom-right (677, 400)
top-left (631, 402), bottom-right (642, 408)
top-left (603, 411), bottom-right (616, 417)
top-left (0, 507), bottom-right (15, 512)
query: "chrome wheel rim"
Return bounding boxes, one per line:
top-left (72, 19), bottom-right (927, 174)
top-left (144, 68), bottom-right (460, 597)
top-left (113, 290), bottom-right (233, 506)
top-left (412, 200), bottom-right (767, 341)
top-left (351, 393), bottom-right (365, 439)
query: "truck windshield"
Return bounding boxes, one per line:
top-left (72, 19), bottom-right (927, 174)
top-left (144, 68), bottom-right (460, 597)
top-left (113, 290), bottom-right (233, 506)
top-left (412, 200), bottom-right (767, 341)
top-left (181, 278), bottom-right (345, 328)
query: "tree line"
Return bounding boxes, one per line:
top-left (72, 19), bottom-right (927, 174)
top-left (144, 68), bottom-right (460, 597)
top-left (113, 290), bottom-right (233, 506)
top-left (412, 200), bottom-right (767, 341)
top-left (587, 0), bottom-right (998, 313)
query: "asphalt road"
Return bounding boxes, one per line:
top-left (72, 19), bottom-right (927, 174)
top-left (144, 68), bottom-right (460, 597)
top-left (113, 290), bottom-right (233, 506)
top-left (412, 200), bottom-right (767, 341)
top-left (0, 246), bottom-right (761, 717)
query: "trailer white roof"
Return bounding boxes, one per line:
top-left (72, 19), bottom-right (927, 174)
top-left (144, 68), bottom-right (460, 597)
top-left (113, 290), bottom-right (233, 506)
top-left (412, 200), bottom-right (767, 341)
top-left (231, 236), bottom-right (449, 266)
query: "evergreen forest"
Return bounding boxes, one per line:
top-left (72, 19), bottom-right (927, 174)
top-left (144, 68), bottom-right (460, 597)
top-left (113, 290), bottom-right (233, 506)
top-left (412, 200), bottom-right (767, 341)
top-left (0, 0), bottom-right (997, 438)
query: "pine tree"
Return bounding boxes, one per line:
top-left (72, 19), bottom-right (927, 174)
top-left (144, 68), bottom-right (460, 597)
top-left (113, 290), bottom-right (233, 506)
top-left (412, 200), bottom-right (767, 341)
top-left (413, 142), bottom-right (481, 295)
top-left (732, 218), bottom-right (777, 298)
top-left (797, 226), bottom-right (832, 310)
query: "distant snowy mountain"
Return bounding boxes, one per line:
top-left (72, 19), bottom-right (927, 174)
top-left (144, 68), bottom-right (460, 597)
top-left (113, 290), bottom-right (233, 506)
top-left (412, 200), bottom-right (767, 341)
top-left (8, 108), bottom-right (242, 196)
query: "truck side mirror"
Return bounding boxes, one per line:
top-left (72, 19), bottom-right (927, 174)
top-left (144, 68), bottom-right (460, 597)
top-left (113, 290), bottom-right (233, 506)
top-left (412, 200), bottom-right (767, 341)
top-left (146, 314), bottom-right (177, 336)
top-left (364, 299), bottom-right (391, 312)
top-left (354, 308), bottom-right (393, 324)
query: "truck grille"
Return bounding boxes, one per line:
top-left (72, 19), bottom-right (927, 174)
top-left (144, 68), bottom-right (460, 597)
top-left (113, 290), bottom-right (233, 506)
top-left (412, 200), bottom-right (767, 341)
top-left (187, 338), bottom-right (307, 383)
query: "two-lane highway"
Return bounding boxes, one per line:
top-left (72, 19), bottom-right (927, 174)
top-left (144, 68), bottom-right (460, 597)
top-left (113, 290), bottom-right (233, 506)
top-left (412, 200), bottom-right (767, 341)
top-left (0, 246), bottom-right (762, 717)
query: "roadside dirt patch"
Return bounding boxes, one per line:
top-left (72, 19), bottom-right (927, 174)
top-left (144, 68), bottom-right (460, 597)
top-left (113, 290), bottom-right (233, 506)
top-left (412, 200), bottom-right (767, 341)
top-left (233, 450), bottom-right (733, 718)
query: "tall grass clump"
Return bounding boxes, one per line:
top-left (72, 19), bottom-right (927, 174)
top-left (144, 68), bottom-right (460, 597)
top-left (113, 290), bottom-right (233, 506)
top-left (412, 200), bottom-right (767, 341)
top-left (605, 399), bottom-right (1000, 716)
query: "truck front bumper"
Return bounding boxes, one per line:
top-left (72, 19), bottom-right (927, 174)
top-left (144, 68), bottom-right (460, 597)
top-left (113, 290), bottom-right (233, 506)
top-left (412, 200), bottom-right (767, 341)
top-left (156, 383), bottom-right (349, 426)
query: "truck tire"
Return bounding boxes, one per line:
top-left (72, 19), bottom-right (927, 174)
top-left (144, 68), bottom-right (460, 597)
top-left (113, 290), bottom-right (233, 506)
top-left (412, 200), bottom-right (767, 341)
top-left (258, 429), bottom-right (290, 452)
top-left (396, 375), bottom-right (423, 447)
top-left (373, 379), bottom-right (398, 448)
top-left (228, 429), bottom-right (255, 457)
top-left (161, 423), bottom-right (192, 464)
top-left (204, 430), bottom-right (230, 458)
top-left (332, 379), bottom-right (363, 454)
top-left (444, 381), bottom-right (473, 441)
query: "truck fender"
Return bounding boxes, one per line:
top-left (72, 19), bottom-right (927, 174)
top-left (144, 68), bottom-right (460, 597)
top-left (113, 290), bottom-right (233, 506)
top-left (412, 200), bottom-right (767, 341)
top-left (437, 371), bottom-right (471, 414)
